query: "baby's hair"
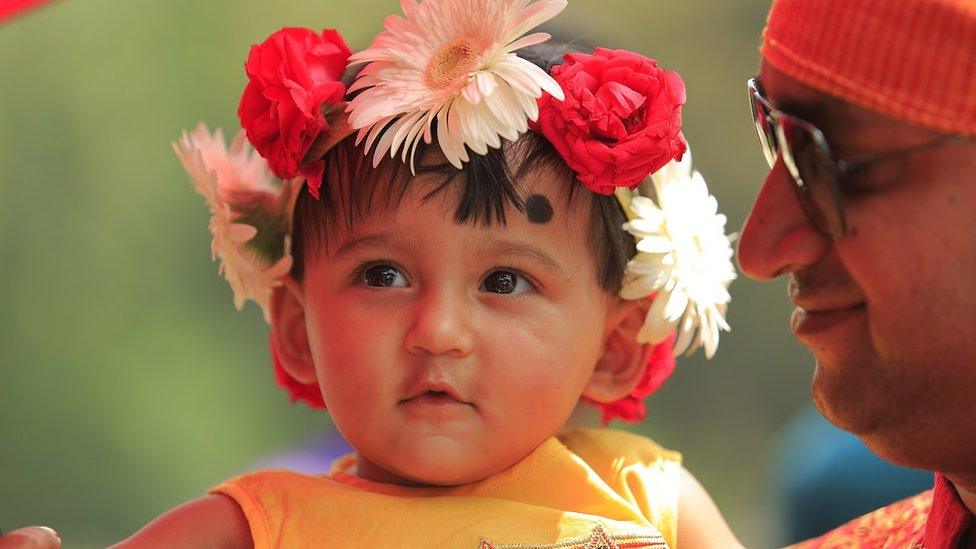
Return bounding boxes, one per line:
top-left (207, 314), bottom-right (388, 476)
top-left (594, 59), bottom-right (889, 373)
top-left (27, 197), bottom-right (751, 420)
top-left (290, 41), bottom-right (636, 293)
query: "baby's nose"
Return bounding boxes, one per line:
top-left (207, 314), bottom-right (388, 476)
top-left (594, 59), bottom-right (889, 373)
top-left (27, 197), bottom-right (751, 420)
top-left (403, 289), bottom-right (475, 358)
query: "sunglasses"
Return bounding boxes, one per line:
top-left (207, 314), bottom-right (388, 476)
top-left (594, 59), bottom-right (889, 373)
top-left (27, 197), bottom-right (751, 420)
top-left (747, 77), bottom-right (962, 239)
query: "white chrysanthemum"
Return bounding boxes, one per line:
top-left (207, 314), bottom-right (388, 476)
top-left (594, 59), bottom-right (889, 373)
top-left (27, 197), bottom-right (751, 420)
top-left (617, 152), bottom-right (737, 359)
top-left (346, 0), bottom-right (567, 170)
top-left (173, 123), bottom-right (293, 322)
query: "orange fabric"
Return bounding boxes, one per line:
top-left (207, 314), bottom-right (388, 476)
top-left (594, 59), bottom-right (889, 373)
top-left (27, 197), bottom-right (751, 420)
top-left (761, 0), bottom-right (976, 136)
top-left (211, 428), bottom-right (681, 548)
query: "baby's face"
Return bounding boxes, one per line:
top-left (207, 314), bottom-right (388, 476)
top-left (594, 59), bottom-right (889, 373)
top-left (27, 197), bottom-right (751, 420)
top-left (300, 167), bottom-right (615, 486)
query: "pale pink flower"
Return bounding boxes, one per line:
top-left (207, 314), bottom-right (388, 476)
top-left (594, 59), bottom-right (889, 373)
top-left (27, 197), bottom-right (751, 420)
top-left (346, 0), bottom-right (567, 170)
top-left (173, 123), bottom-right (293, 321)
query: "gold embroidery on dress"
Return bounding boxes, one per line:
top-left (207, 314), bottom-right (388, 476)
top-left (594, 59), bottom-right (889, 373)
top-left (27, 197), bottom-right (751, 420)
top-left (478, 524), bottom-right (668, 549)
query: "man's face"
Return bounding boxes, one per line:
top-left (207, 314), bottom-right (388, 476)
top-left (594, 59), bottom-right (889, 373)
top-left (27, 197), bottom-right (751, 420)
top-left (738, 62), bottom-right (976, 471)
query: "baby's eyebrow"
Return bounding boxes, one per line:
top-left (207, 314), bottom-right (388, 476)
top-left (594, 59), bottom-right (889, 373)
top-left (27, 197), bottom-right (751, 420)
top-left (331, 232), bottom-right (565, 275)
top-left (331, 232), bottom-right (400, 259)
top-left (483, 238), bottom-right (565, 276)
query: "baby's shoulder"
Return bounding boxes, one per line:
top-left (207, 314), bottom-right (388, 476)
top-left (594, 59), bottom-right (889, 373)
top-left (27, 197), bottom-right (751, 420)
top-left (111, 494), bottom-right (252, 549)
top-left (214, 468), bottom-right (337, 497)
top-left (559, 427), bottom-right (682, 470)
top-left (209, 468), bottom-right (366, 548)
top-left (111, 470), bottom-right (340, 548)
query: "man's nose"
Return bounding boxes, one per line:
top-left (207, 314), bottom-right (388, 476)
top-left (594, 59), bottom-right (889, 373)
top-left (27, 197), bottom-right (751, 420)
top-left (403, 286), bottom-right (475, 358)
top-left (737, 160), bottom-right (830, 280)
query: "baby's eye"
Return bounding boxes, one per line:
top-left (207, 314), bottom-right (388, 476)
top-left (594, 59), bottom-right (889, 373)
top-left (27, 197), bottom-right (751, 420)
top-left (480, 270), bottom-right (535, 295)
top-left (359, 263), bottom-right (408, 288)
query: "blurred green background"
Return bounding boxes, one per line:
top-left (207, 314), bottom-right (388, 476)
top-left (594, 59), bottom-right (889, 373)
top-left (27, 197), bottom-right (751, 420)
top-left (0, 0), bottom-right (814, 546)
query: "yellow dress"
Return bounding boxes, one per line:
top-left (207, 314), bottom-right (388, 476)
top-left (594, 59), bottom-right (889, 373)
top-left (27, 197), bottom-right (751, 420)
top-left (211, 428), bottom-right (682, 549)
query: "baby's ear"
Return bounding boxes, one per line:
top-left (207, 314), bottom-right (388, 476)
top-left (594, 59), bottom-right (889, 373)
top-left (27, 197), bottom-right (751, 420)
top-left (582, 298), bottom-right (651, 404)
top-left (269, 277), bottom-right (316, 384)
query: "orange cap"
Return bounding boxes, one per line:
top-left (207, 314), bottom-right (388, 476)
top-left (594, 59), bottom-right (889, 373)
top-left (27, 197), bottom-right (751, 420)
top-left (761, 0), bottom-right (976, 135)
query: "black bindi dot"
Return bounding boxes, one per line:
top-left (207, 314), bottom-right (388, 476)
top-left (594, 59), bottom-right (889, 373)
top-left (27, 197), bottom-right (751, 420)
top-left (525, 194), bottom-right (553, 224)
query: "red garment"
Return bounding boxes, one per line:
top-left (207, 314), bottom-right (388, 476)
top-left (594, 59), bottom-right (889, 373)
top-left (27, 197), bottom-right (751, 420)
top-left (925, 475), bottom-right (974, 549)
top-left (793, 474), bottom-right (973, 548)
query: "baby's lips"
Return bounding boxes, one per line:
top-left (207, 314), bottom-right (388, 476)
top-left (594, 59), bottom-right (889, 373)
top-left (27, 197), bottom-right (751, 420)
top-left (401, 379), bottom-right (470, 405)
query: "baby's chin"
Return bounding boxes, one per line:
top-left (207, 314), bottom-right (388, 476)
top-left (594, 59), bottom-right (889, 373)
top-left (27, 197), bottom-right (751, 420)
top-left (374, 433), bottom-right (532, 487)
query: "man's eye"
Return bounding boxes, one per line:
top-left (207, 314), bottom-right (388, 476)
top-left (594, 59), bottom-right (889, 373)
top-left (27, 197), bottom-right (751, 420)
top-left (839, 155), bottom-right (904, 195)
top-left (481, 270), bottom-right (534, 295)
top-left (360, 264), bottom-right (408, 288)
top-left (839, 167), bottom-right (895, 195)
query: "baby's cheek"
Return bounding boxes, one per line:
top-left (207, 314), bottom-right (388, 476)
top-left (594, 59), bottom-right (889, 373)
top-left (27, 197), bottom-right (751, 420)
top-left (493, 354), bottom-right (590, 420)
top-left (314, 328), bottom-right (402, 414)
top-left (487, 314), bottom-right (600, 397)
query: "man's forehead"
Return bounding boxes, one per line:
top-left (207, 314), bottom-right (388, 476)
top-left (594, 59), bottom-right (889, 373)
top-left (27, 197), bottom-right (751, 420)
top-left (758, 62), bottom-right (866, 132)
top-left (757, 61), bottom-right (936, 148)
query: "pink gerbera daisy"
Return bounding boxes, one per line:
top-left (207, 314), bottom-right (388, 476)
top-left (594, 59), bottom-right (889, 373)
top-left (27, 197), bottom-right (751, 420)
top-left (346, 0), bottom-right (567, 170)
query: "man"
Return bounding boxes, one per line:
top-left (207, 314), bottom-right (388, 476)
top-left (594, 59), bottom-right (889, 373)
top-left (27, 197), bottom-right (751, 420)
top-left (738, 0), bottom-right (976, 545)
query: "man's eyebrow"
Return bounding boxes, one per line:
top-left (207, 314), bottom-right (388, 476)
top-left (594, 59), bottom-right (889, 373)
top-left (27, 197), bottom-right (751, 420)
top-left (484, 238), bottom-right (566, 276)
top-left (769, 93), bottom-right (831, 125)
top-left (756, 76), bottom-right (858, 133)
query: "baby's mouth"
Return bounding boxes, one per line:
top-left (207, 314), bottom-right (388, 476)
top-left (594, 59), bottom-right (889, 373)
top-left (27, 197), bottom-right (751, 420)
top-left (400, 380), bottom-right (471, 406)
top-left (404, 390), bottom-right (464, 406)
top-left (398, 384), bottom-right (475, 418)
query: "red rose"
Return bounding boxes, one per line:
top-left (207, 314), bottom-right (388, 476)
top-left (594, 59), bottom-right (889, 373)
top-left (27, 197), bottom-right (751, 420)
top-left (238, 27), bottom-right (350, 198)
top-left (592, 332), bottom-right (676, 424)
top-left (533, 48), bottom-right (687, 195)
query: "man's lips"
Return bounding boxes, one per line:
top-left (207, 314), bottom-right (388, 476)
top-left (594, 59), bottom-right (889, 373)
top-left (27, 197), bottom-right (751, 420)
top-left (791, 302), bottom-right (866, 336)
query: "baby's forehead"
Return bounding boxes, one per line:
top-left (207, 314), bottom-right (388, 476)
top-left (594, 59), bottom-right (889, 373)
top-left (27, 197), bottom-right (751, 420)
top-left (310, 136), bottom-right (594, 261)
top-left (404, 162), bottom-right (581, 228)
top-left (328, 167), bottom-right (592, 260)
top-left (372, 177), bottom-right (579, 230)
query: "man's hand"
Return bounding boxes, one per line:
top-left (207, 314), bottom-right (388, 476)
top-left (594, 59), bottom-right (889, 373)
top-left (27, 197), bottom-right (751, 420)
top-left (0, 527), bottom-right (61, 549)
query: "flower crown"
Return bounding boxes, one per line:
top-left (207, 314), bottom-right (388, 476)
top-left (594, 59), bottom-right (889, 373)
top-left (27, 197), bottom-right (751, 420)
top-left (174, 0), bottom-right (736, 424)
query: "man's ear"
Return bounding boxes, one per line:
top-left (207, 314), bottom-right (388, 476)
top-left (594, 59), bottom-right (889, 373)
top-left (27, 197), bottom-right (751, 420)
top-left (269, 277), bottom-right (316, 384)
top-left (582, 298), bottom-right (651, 404)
